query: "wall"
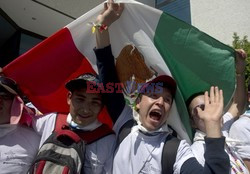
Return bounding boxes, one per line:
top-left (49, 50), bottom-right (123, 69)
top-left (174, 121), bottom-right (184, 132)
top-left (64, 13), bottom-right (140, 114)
top-left (190, 0), bottom-right (250, 45)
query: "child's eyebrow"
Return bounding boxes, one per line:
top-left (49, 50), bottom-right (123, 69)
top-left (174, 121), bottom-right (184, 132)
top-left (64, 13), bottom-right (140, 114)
top-left (92, 97), bottom-right (102, 101)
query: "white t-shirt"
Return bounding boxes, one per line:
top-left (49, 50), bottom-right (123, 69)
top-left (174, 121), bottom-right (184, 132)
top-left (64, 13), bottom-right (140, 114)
top-left (229, 110), bottom-right (250, 160)
top-left (0, 124), bottom-right (40, 174)
top-left (112, 105), bottom-right (194, 174)
top-left (32, 112), bottom-right (116, 174)
top-left (191, 112), bottom-right (249, 174)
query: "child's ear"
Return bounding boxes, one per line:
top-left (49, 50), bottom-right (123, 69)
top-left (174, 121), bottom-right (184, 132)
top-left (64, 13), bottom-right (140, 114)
top-left (190, 118), bottom-right (198, 129)
top-left (135, 95), bottom-right (141, 111)
top-left (67, 92), bottom-right (72, 105)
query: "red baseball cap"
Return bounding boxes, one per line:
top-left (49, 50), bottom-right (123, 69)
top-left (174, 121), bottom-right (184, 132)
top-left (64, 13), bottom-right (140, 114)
top-left (139, 75), bottom-right (176, 97)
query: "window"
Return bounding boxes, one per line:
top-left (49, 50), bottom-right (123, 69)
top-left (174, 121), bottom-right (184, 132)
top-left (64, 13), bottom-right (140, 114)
top-left (0, 9), bottom-right (45, 67)
top-left (155, 0), bottom-right (176, 9)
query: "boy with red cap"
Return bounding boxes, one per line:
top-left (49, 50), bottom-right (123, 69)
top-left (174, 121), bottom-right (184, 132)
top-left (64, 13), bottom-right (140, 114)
top-left (93, 0), bottom-right (230, 173)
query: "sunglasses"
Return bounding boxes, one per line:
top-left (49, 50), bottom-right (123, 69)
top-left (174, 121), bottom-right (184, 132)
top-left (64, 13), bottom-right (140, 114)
top-left (192, 104), bottom-right (205, 116)
top-left (0, 76), bottom-right (17, 89)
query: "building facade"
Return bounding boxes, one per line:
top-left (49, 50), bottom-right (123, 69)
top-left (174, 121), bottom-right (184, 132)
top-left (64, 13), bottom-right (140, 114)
top-left (1, 0), bottom-right (249, 66)
top-left (157, 0), bottom-right (250, 45)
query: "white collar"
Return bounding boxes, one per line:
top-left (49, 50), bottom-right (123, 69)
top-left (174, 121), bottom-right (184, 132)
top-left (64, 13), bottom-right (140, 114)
top-left (193, 129), bottom-right (244, 146)
top-left (131, 109), bottom-right (171, 135)
top-left (244, 108), bottom-right (250, 117)
top-left (66, 113), bottom-right (102, 131)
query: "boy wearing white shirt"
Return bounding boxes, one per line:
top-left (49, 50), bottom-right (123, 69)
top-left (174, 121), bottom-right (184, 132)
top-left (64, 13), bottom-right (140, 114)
top-left (188, 49), bottom-right (249, 173)
top-left (94, 0), bottom-right (230, 173)
top-left (0, 75), bottom-right (40, 174)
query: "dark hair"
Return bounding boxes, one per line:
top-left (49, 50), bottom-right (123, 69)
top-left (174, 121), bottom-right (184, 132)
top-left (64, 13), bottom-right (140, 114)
top-left (185, 91), bottom-right (204, 115)
top-left (186, 91), bottom-right (205, 136)
top-left (0, 86), bottom-right (15, 99)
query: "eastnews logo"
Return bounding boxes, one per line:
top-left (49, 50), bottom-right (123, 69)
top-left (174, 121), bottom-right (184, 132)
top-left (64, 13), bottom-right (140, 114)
top-left (86, 81), bottom-right (164, 94)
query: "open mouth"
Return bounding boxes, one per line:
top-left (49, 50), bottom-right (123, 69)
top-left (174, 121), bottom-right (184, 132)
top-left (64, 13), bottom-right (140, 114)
top-left (78, 115), bottom-right (91, 119)
top-left (149, 110), bottom-right (162, 121)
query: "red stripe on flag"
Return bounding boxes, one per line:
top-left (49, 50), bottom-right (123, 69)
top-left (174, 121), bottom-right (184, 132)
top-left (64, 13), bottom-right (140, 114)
top-left (3, 28), bottom-right (113, 127)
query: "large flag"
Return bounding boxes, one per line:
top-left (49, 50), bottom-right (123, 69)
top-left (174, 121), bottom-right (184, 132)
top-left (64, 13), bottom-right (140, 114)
top-left (3, 0), bottom-right (235, 142)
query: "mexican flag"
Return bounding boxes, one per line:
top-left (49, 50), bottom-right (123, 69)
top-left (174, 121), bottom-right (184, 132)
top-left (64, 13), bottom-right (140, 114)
top-left (3, 0), bottom-right (235, 143)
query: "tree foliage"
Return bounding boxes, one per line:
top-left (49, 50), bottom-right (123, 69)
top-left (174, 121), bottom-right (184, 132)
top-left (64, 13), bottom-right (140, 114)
top-left (232, 32), bottom-right (250, 84)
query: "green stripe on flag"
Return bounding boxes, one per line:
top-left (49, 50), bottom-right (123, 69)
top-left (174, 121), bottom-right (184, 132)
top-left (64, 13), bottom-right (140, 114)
top-left (154, 12), bottom-right (235, 139)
